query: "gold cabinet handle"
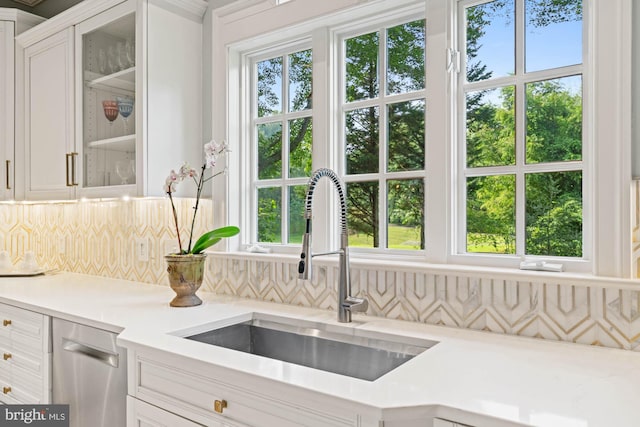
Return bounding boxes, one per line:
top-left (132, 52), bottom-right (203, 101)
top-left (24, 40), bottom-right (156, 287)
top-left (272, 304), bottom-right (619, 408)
top-left (2, 320), bottom-right (10, 327)
top-left (71, 152), bottom-right (78, 186)
top-left (3, 353), bottom-right (11, 361)
top-left (5, 160), bottom-right (10, 190)
top-left (65, 153), bottom-right (72, 187)
top-left (2, 386), bottom-right (10, 394)
top-left (214, 399), bottom-right (227, 414)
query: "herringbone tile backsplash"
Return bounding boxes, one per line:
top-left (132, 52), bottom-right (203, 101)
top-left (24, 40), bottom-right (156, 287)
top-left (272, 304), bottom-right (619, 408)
top-left (0, 198), bottom-right (639, 351)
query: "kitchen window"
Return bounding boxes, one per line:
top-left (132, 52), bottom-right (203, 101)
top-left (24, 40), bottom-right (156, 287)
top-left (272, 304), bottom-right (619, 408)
top-left (456, 0), bottom-right (586, 262)
top-left (243, 7), bottom-right (427, 253)
top-left (225, 0), bottom-right (627, 275)
top-left (250, 45), bottom-right (313, 245)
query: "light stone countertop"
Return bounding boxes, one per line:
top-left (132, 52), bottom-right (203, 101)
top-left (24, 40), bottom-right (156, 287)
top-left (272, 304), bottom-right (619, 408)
top-left (0, 272), bottom-right (638, 427)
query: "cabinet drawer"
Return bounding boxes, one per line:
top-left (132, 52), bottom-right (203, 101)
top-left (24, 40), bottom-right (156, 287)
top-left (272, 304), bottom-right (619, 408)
top-left (0, 372), bottom-right (43, 404)
top-left (0, 363), bottom-right (46, 400)
top-left (0, 304), bottom-right (49, 351)
top-left (0, 341), bottom-right (46, 378)
top-left (137, 359), bottom-right (356, 427)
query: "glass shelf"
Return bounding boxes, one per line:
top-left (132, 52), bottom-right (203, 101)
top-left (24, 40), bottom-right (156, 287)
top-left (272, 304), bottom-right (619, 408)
top-left (87, 134), bottom-right (135, 152)
top-left (85, 67), bottom-right (135, 92)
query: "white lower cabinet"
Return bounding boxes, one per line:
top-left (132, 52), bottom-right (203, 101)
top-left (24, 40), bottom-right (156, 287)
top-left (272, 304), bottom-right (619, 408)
top-left (126, 350), bottom-right (376, 427)
top-left (0, 302), bottom-right (51, 404)
top-left (127, 396), bottom-right (204, 427)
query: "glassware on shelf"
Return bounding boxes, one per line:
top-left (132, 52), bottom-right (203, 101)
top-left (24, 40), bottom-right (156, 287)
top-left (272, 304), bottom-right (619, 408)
top-left (98, 48), bottom-right (107, 74)
top-left (102, 100), bottom-right (119, 124)
top-left (125, 38), bottom-right (135, 67)
top-left (116, 96), bottom-right (134, 133)
top-left (116, 41), bottom-right (128, 71)
top-left (115, 159), bottom-right (135, 185)
top-left (107, 45), bottom-right (117, 73)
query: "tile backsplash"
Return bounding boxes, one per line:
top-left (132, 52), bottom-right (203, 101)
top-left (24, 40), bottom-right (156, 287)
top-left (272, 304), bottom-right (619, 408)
top-left (0, 198), bottom-right (212, 286)
top-left (0, 197), bottom-right (639, 351)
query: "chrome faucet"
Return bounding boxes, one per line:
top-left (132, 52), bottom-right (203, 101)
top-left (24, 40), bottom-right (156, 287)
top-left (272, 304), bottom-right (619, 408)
top-left (298, 168), bottom-right (368, 323)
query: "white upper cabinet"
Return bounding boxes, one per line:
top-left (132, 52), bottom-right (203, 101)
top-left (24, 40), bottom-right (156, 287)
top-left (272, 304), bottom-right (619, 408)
top-left (22, 28), bottom-right (76, 200)
top-left (76, 2), bottom-right (137, 196)
top-left (16, 0), bottom-right (206, 200)
top-left (0, 10), bottom-right (45, 201)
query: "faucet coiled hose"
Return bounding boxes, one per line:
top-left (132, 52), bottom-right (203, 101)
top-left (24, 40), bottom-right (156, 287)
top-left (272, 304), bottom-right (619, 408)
top-left (304, 168), bottom-right (348, 235)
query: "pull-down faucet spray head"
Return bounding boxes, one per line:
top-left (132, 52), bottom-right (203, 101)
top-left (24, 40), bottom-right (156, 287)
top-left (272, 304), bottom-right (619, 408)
top-left (298, 217), bottom-right (312, 280)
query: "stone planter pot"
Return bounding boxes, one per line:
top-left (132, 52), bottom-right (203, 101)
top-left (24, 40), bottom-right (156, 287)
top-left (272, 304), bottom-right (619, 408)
top-left (165, 253), bottom-right (206, 307)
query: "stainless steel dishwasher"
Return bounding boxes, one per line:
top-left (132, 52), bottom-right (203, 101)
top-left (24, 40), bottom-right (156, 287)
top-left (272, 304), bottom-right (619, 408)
top-left (52, 318), bottom-right (127, 427)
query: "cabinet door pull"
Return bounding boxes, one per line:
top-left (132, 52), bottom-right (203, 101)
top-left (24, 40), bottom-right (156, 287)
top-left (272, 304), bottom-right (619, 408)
top-left (5, 160), bottom-right (10, 190)
top-left (2, 386), bottom-right (10, 394)
top-left (3, 353), bottom-right (11, 361)
top-left (71, 152), bottom-right (78, 186)
top-left (2, 320), bottom-right (11, 327)
top-left (65, 153), bottom-right (72, 187)
top-left (214, 399), bottom-right (227, 414)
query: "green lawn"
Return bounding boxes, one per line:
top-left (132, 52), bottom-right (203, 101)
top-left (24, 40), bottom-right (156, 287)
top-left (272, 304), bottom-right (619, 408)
top-left (349, 224), bottom-right (422, 250)
top-left (291, 228), bottom-right (514, 253)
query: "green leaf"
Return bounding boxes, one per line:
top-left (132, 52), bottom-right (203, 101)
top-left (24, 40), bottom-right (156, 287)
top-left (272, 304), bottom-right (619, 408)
top-left (190, 226), bottom-right (240, 254)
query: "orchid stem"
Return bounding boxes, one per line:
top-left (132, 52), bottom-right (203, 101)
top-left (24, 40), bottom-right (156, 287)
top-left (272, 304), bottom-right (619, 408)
top-left (186, 164), bottom-right (207, 253)
top-left (168, 191), bottom-right (183, 254)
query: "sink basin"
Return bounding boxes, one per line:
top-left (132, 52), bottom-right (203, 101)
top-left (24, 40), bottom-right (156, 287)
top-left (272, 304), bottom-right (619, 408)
top-left (182, 314), bottom-right (437, 381)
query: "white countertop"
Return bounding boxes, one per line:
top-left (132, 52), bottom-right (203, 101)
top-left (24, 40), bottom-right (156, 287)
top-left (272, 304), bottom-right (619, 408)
top-left (0, 272), bottom-right (638, 427)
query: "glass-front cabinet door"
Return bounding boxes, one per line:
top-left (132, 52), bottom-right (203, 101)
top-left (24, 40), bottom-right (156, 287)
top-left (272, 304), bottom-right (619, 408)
top-left (76, 1), bottom-right (136, 195)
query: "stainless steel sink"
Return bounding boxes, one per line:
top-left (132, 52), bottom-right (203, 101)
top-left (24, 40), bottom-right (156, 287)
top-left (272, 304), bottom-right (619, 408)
top-left (183, 314), bottom-right (437, 381)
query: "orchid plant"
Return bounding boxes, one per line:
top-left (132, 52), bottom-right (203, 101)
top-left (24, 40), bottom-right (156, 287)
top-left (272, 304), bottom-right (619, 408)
top-left (164, 140), bottom-right (239, 255)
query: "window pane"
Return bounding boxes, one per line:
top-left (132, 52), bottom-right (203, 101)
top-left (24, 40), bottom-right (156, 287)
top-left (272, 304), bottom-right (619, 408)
top-left (525, 0), bottom-right (582, 72)
top-left (288, 185), bottom-right (307, 244)
top-left (257, 57), bottom-right (282, 117)
top-left (257, 187), bottom-right (281, 243)
top-left (465, 0), bottom-right (515, 83)
top-left (387, 19), bottom-right (425, 95)
top-left (345, 107), bottom-right (379, 175)
top-left (388, 100), bottom-right (425, 172)
top-left (258, 122), bottom-right (282, 179)
top-left (347, 181), bottom-right (379, 248)
top-left (466, 175), bottom-right (515, 254)
top-left (345, 32), bottom-right (379, 102)
top-left (388, 179), bottom-right (424, 250)
top-left (289, 117), bottom-right (312, 178)
top-left (466, 86), bottom-right (515, 167)
top-left (526, 171), bottom-right (582, 257)
top-left (525, 76), bottom-right (582, 164)
top-left (289, 49), bottom-right (312, 112)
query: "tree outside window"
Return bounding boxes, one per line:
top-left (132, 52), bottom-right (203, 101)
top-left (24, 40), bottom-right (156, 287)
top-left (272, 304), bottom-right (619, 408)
top-left (462, 0), bottom-right (583, 258)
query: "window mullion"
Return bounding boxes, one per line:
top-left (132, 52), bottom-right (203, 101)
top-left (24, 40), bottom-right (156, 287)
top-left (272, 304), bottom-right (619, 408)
top-left (514, 0), bottom-right (526, 256)
top-left (379, 26), bottom-right (388, 249)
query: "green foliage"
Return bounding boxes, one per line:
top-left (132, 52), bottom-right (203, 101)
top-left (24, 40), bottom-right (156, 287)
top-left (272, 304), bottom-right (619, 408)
top-left (257, 188), bottom-right (281, 243)
top-left (253, 3), bottom-right (583, 257)
top-left (467, 81), bottom-right (583, 257)
top-left (191, 226), bottom-right (240, 254)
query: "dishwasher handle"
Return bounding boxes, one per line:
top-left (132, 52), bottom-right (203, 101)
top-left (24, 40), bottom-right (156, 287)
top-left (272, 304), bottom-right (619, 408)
top-left (62, 338), bottom-right (119, 368)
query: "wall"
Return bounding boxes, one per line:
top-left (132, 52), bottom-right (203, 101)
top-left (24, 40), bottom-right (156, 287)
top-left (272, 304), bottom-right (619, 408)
top-left (0, 198), bottom-right (213, 285)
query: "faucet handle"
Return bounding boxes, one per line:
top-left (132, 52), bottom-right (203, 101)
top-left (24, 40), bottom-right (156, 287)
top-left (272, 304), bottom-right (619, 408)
top-left (342, 296), bottom-right (368, 313)
top-left (299, 232), bottom-right (312, 280)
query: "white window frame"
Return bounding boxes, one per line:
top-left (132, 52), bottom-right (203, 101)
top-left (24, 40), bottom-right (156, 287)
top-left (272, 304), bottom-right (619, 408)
top-left (334, 9), bottom-right (428, 258)
top-left (248, 40), bottom-right (313, 247)
top-left (451, 0), bottom-right (590, 272)
top-left (214, 0), bottom-right (632, 277)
